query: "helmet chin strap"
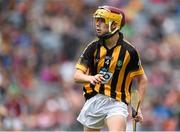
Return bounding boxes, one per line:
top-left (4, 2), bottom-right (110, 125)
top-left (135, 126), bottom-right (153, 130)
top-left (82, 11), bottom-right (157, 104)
top-left (98, 21), bottom-right (119, 39)
top-left (98, 29), bottom-right (119, 39)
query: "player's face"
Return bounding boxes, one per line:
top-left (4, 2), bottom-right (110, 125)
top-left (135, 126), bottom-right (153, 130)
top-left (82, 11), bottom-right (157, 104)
top-left (94, 18), bottom-right (109, 36)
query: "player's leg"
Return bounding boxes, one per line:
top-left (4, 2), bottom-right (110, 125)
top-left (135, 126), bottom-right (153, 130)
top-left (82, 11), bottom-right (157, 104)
top-left (84, 126), bottom-right (100, 132)
top-left (106, 100), bottom-right (128, 131)
top-left (106, 115), bottom-right (126, 131)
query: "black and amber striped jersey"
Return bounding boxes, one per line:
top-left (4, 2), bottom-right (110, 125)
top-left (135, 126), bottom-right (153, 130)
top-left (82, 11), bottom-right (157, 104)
top-left (76, 33), bottom-right (144, 104)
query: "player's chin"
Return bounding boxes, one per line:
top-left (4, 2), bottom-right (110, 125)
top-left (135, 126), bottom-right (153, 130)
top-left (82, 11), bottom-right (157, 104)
top-left (96, 31), bottom-right (102, 36)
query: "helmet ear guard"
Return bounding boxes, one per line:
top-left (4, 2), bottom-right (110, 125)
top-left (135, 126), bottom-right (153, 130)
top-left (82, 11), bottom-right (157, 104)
top-left (93, 5), bottom-right (125, 39)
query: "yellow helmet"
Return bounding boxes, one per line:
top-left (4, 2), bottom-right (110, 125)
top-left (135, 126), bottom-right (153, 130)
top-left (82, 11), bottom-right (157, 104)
top-left (93, 5), bottom-right (125, 30)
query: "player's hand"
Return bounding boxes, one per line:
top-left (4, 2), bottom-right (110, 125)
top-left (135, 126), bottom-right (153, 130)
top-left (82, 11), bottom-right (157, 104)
top-left (132, 109), bottom-right (143, 123)
top-left (89, 74), bottom-right (105, 85)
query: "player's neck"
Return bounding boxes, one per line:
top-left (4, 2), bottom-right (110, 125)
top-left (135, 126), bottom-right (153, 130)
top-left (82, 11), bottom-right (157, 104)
top-left (105, 33), bottom-right (119, 49)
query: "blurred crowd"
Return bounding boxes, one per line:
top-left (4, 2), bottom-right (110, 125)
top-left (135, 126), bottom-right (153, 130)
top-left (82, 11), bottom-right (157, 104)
top-left (0, 0), bottom-right (180, 131)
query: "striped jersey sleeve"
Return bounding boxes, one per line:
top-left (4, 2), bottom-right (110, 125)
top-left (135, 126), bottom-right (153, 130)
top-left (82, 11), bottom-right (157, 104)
top-left (129, 48), bottom-right (144, 77)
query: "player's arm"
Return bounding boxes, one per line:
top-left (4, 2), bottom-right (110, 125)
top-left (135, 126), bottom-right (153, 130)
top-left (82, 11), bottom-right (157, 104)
top-left (132, 73), bottom-right (148, 123)
top-left (129, 49), bottom-right (148, 123)
top-left (74, 69), bottom-right (104, 85)
top-left (136, 73), bottom-right (148, 105)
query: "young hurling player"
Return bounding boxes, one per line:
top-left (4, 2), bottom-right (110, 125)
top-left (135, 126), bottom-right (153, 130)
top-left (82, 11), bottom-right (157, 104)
top-left (74, 5), bottom-right (148, 131)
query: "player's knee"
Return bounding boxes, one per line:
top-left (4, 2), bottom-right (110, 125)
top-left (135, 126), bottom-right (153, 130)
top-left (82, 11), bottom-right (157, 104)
top-left (106, 116), bottom-right (126, 131)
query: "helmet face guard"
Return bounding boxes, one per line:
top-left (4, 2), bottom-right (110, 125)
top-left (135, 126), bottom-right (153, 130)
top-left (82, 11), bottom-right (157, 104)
top-left (93, 5), bottom-right (125, 39)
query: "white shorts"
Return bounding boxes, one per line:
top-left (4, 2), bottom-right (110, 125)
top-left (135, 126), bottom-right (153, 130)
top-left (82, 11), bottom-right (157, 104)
top-left (77, 94), bottom-right (129, 129)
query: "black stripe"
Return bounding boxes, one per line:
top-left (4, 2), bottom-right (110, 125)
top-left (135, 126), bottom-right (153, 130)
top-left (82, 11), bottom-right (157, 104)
top-left (99, 48), bottom-right (114, 94)
top-left (99, 84), bottom-right (105, 94)
top-left (110, 44), bottom-right (126, 99)
top-left (90, 42), bottom-right (100, 94)
top-left (90, 83), bottom-right (95, 90)
top-left (92, 43), bottom-right (100, 76)
top-left (128, 82), bottom-right (133, 94)
top-left (88, 42), bottom-right (98, 75)
top-left (83, 87), bottom-right (86, 92)
top-left (121, 66), bottom-right (130, 104)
